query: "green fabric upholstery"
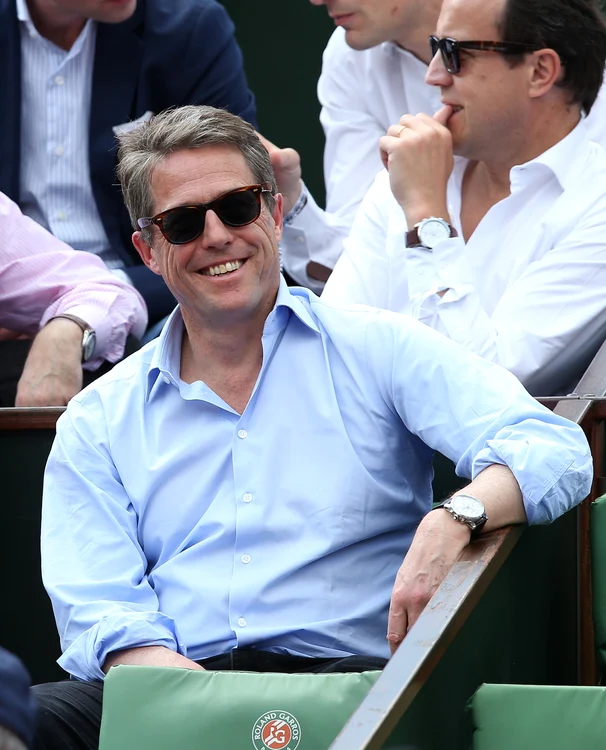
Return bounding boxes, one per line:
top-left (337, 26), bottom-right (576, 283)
top-left (591, 494), bottom-right (606, 677)
top-left (99, 666), bottom-right (407, 750)
top-left (471, 683), bottom-right (606, 750)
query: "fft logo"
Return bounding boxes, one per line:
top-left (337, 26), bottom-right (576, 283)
top-left (252, 710), bottom-right (302, 750)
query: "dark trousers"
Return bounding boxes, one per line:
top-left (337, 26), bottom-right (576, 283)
top-left (33, 649), bottom-right (387, 750)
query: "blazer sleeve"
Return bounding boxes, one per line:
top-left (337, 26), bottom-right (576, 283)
top-left (177, 0), bottom-right (257, 126)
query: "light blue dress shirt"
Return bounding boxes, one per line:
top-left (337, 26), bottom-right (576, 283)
top-left (42, 280), bottom-right (592, 681)
top-left (17, 0), bottom-right (127, 275)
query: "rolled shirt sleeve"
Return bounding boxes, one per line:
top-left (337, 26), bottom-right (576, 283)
top-left (0, 192), bottom-right (147, 368)
top-left (42, 398), bottom-right (186, 682)
top-left (363, 308), bottom-right (592, 524)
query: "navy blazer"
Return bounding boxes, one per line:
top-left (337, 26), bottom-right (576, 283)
top-left (0, 0), bottom-right (257, 324)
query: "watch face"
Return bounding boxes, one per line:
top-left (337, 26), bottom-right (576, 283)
top-left (418, 218), bottom-right (451, 249)
top-left (82, 330), bottom-right (96, 362)
top-left (450, 495), bottom-right (484, 521)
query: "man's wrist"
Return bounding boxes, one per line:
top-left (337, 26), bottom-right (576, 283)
top-left (403, 203), bottom-right (451, 229)
top-left (284, 183), bottom-right (308, 225)
top-left (421, 507), bottom-right (472, 544)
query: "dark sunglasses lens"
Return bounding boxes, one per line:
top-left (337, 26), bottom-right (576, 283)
top-left (444, 39), bottom-right (458, 72)
top-left (162, 207), bottom-right (205, 244)
top-left (430, 36), bottom-right (439, 58)
top-left (216, 189), bottom-right (260, 226)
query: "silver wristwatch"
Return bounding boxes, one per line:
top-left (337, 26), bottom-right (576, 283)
top-left (405, 217), bottom-right (457, 250)
top-left (434, 493), bottom-right (487, 535)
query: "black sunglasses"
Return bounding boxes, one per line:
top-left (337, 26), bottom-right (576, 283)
top-left (137, 182), bottom-right (273, 245)
top-left (429, 36), bottom-right (540, 75)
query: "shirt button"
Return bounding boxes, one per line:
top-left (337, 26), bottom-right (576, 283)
top-left (241, 554), bottom-right (251, 564)
top-left (237, 429), bottom-right (248, 439)
top-left (237, 617), bottom-right (247, 628)
top-left (243, 493), bottom-right (253, 503)
top-left (55, 145), bottom-right (64, 156)
top-left (56, 210), bottom-right (67, 221)
top-left (54, 75), bottom-right (64, 86)
top-left (162, 376), bottom-right (170, 385)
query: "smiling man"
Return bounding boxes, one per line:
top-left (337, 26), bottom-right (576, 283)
top-left (32, 105), bottom-right (593, 749)
top-left (323, 0), bottom-right (606, 397)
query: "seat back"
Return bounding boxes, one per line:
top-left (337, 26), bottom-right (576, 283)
top-left (591, 494), bottom-right (606, 679)
top-left (99, 666), bottom-right (410, 750)
top-left (471, 683), bottom-right (606, 750)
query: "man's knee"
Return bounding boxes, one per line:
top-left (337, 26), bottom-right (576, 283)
top-left (32, 681), bottom-right (103, 750)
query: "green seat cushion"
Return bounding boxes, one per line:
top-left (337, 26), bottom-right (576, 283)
top-left (591, 494), bottom-right (606, 675)
top-left (471, 683), bottom-right (606, 750)
top-left (99, 665), bottom-right (407, 750)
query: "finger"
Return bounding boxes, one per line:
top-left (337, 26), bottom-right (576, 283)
top-left (433, 105), bottom-right (454, 127)
top-left (386, 123), bottom-right (407, 138)
top-left (378, 135), bottom-right (402, 170)
top-left (387, 600), bottom-right (408, 655)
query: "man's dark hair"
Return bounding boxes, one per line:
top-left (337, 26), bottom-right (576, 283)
top-left (498, 0), bottom-right (606, 114)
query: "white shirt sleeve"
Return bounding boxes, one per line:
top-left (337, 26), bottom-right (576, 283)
top-left (280, 30), bottom-right (390, 291)
top-left (405, 210), bottom-right (606, 395)
top-left (322, 169), bottom-right (393, 309)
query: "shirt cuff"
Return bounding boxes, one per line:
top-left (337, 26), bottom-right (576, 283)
top-left (58, 611), bottom-right (187, 681)
top-left (406, 236), bottom-right (473, 304)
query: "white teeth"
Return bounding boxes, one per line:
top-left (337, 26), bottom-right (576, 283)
top-left (202, 259), bottom-right (244, 276)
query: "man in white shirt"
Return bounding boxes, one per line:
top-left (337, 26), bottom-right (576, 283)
top-left (322, 0), bottom-right (606, 397)
top-left (271, 0), bottom-right (606, 292)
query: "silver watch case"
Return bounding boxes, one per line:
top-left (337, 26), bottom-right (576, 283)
top-left (443, 494), bottom-right (487, 532)
top-left (416, 217), bottom-right (452, 249)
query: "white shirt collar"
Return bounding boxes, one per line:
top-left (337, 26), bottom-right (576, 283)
top-left (510, 118), bottom-right (589, 191)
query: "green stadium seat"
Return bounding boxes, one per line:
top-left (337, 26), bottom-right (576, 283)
top-left (99, 665), bottom-right (409, 750)
top-left (471, 683), bottom-right (606, 750)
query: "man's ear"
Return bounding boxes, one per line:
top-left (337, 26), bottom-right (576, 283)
top-left (528, 48), bottom-right (562, 100)
top-left (132, 231), bottom-right (162, 275)
top-left (272, 192), bottom-right (284, 243)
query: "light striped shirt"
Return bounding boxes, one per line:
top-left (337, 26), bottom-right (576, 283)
top-left (17, 0), bottom-right (127, 273)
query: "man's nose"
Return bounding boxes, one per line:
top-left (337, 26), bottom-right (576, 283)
top-left (200, 210), bottom-right (233, 248)
top-left (425, 51), bottom-right (454, 87)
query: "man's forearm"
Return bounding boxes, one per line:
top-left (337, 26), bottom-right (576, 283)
top-left (102, 645), bottom-right (205, 674)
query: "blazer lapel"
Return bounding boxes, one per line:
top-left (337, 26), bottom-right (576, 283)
top-left (0, 0), bottom-right (23, 201)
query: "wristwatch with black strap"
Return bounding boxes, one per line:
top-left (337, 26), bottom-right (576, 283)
top-left (46, 314), bottom-right (97, 363)
top-left (405, 216), bottom-right (457, 250)
top-left (433, 493), bottom-right (487, 535)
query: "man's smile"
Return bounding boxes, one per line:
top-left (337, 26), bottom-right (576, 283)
top-left (198, 258), bottom-right (247, 277)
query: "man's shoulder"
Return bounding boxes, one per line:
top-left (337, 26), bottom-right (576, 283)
top-left (68, 344), bottom-right (155, 416)
top-left (141, 0), bottom-right (231, 37)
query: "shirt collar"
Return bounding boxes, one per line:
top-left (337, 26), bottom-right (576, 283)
top-left (145, 276), bottom-right (320, 401)
top-left (509, 118), bottom-right (590, 191)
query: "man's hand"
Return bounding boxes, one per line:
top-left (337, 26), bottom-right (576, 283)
top-left (378, 105), bottom-right (454, 228)
top-left (256, 132), bottom-right (303, 215)
top-left (387, 508), bottom-right (470, 654)
top-left (15, 318), bottom-right (83, 406)
top-left (103, 645), bottom-right (205, 673)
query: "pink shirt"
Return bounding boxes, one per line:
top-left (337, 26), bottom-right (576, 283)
top-left (0, 192), bottom-right (147, 369)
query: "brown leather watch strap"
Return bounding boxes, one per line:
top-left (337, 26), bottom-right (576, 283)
top-left (47, 314), bottom-right (92, 334)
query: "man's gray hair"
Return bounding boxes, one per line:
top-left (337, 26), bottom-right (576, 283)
top-left (117, 105), bottom-right (277, 244)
